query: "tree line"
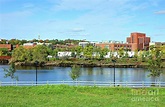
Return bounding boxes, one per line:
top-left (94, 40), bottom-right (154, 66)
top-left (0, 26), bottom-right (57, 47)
top-left (0, 39), bottom-right (84, 45)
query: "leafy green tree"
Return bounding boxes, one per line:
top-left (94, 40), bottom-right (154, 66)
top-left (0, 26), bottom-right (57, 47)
top-left (118, 47), bottom-right (124, 58)
top-left (147, 46), bottom-right (163, 78)
top-left (133, 49), bottom-right (138, 61)
top-left (124, 51), bottom-right (129, 58)
top-left (32, 45), bottom-right (48, 62)
top-left (0, 50), bottom-right (3, 56)
top-left (4, 62), bottom-right (18, 81)
top-left (83, 45), bottom-right (94, 59)
top-left (109, 51), bottom-right (114, 58)
top-left (75, 46), bottom-right (83, 58)
top-left (93, 47), bottom-right (100, 59)
top-left (159, 46), bottom-right (165, 59)
top-left (137, 50), bottom-right (143, 62)
top-left (8, 39), bottom-right (21, 45)
top-left (12, 46), bottom-right (28, 62)
top-left (46, 46), bottom-right (53, 55)
top-left (52, 49), bottom-right (58, 58)
top-left (0, 48), bottom-right (9, 56)
top-left (0, 39), bottom-right (7, 44)
top-left (69, 65), bottom-right (81, 81)
top-left (99, 48), bottom-right (109, 59)
top-left (26, 48), bottom-right (33, 62)
top-left (71, 52), bottom-right (76, 58)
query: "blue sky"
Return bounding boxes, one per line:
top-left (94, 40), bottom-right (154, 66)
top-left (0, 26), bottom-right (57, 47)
top-left (0, 0), bottom-right (165, 42)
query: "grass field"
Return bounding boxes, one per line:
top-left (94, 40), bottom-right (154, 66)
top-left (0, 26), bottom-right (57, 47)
top-left (0, 85), bottom-right (165, 107)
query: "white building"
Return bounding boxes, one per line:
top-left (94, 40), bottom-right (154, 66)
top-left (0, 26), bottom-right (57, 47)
top-left (79, 41), bottom-right (96, 47)
top-left (58, 52), bottom-right (72, 57)
top-left (23, 43), bottom-right (35, 46)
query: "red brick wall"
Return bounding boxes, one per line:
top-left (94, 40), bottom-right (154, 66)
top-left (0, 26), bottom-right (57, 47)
top-left (0, 44), bottom-right (12, 51)
top-left (96, 43), bottom-right (131, 51)
top-left (23, 45), bottom-right (35, 49)
top-left (0, 56), bottom-right (11, 59)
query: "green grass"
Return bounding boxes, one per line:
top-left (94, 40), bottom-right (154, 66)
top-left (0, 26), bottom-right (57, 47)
top-left (0, 85), bottom-right (165, 107)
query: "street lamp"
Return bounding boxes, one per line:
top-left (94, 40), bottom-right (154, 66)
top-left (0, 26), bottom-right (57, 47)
top-left (34, 61), bottom-right (39, 85)
top-left (112, 59), bottom-right (116, 87)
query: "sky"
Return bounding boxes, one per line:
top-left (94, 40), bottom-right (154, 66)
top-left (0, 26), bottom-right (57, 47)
top-left (0, 0), bottom-right (165, 42)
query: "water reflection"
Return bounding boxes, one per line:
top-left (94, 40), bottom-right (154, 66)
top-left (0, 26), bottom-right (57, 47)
top-left (0, 65), bottom-right (165, 82)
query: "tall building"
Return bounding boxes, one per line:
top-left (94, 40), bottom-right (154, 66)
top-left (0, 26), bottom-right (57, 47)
top-left (127, 32), bottom-right (150, 51)
top-left (96, 32), bottom-right (151, 51)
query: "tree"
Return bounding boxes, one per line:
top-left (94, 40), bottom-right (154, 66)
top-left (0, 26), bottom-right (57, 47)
top-left (52, 49), bottom-right (58, 59)
top-left (147, 46), bottom-right (163, 78)
top-left (0, 48), bottom-right (10, 56)
top-left (12, 46), bottom-right (28, 62)
top-left (4, 62), bottom-right (18, 81)
top-left (71, 51), bottom-right (76, 58)
top-left (93, 47), bottom-right (100, 59)
top-left (118, 47), bottom-right (124, 58)
top-left (32, 45), bottom-right (48, 63)
top-left (99, 48), bottom-right (109, 59)
top-left (124, 51), bottom-right (129, 58)
top-left (137, 50), bottom-right (143, 62)
top-left (26, 48), bottom-right (33, 62)
top-left (75, 46), bottom-right (83, 58)
top-left (69, 65), bottom-right (81, 81)
top-left (83, 45), bottom-right (94, 59)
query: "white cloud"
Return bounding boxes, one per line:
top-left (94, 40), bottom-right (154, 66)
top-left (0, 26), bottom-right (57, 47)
top-left (70, 28), bottom-right (85, 32)
top-left (154, 10), bottom-right (165, 14)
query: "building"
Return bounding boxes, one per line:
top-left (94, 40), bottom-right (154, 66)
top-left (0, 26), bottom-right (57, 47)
top-left (35, 42), bottom-right (52, 46)
top-left (58, 52), bottom-right (72, 57)
top-left (149, 42), bottom-right (165, 47)
top-left (96, 32), bottom-right (150, 51)
top-left (127, 32), bottom-right (150, 51)
top-left (0, 44), bottom-right (12, 51)
top-left (96, 41), bottom-right (132, 51)
top-left (79, 42), bottom-right (96, 47)
top-left (23, 43), bottom-right (37, 49)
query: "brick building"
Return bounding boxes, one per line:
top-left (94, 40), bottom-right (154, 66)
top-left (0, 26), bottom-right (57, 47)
top-left (23, 43), bottom-right (37, 49)
top-left (96, 32), bottom-right (150, 51)
top-left (96, 42), bottom-right (132, 51)
top-left (127, 32), bottom-right (150, 51)
top-left (0, 44), bottom-right (12, 51)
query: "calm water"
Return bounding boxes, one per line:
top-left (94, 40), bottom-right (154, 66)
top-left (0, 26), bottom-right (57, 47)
top-left (0, 65), bottom-right (165, 82)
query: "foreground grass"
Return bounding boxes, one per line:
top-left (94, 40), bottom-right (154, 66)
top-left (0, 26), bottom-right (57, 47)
top-left (0, 85), bottom-right (165, 107)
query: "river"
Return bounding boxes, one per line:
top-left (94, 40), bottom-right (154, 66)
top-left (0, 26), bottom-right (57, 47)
top-left (0, 65), bottom-right (165, 82)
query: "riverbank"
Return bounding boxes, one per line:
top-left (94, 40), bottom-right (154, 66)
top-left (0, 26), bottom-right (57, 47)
top-left (7, 58), bottom-right (165, 68)
top-left (0, 85), bottom-right (164, 107)
top-left (14, 60), bottom-right (148, 68)
top-left (45, 61), bottom-right (148, 68)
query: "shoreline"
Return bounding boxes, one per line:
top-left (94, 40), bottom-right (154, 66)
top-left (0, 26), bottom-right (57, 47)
top-left (2, 59), bottom-right (164, 68)
top-left (11, 61), bottom-right (148, 68)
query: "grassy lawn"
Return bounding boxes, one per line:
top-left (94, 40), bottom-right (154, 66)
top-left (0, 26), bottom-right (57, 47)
top-left (0, 85), bottom-right (164, 107)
